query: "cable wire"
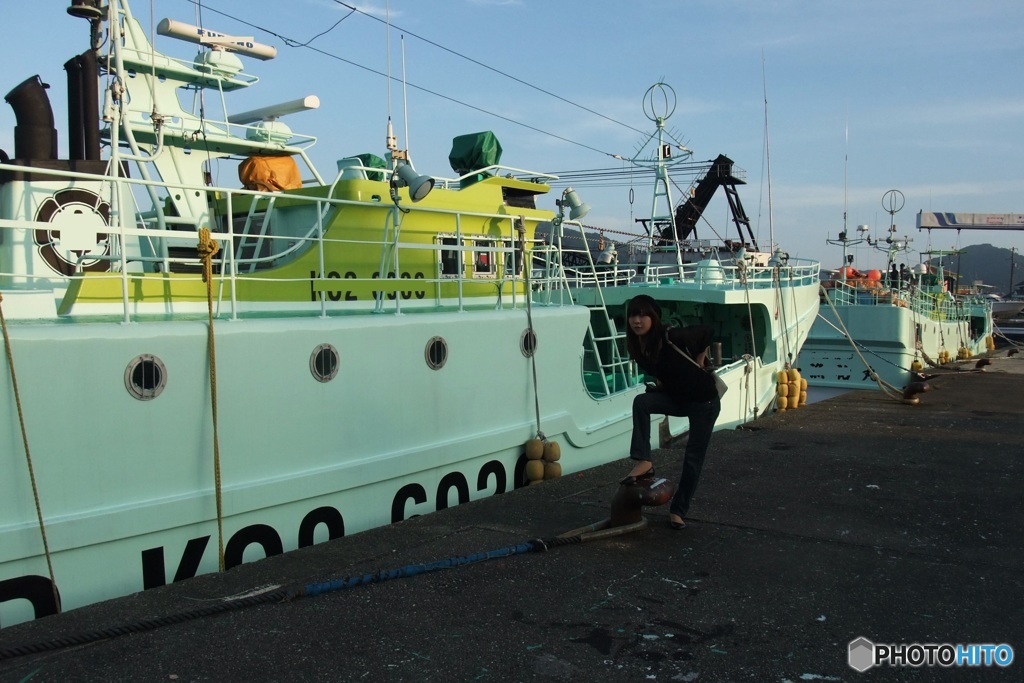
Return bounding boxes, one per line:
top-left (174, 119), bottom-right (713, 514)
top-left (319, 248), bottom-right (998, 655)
top-left (180, 1), bottom-right (625, 159)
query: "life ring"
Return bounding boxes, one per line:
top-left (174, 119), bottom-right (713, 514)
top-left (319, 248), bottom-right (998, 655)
top-left (33, 187), bottom-right (112, 276)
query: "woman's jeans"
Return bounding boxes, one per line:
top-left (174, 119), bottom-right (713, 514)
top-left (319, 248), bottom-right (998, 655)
top-left (629, 391), bottom-right (721, 518)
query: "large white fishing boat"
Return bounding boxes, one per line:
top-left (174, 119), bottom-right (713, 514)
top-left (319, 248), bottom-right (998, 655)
top-left (802, 195), bottom-right (993, 392)
top-left (0, 1), bottom-right (819, 628)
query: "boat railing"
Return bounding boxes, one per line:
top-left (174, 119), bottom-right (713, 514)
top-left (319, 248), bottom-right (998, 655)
top-left (822, 278), bottom-right (977, 321)
top-left (529, 235), bottom-right (820, 398)
top-left (0, 160), bottom-right (569, 321)
top-left (620, 258), bottom-right (820, 290)
top-left (431, 165), bottom-right (560, 190)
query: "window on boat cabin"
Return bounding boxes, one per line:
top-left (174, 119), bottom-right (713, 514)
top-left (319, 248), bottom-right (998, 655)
top-left (473, 240), bottom-right (496, 278)
top-left (439, 236), bottom-right (463, 278)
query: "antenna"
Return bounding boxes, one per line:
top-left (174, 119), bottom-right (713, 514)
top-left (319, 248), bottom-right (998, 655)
top-left (762, 54), bottom-right (775, 250)
top-left (385, 0), bottom-right (396, 154)
top-left (227, 95), bottom-right (320, 125)
top-left (402, 35), bottom-right (410, 154)
top-left (843, 121), bottom-right (848, 234)
top-left (157, 18), bottom-right (277, 60)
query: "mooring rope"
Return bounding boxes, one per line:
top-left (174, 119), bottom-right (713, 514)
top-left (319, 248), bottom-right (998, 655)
top-left (197, 228), bottom-right (226, 572)
top-left (736, 263), bottom-right (761, 415)
top-left (517, 218), bottom-right (545, 441)
top-left (993, 327), bottom-right (1024, 350)
top-left (0, 293), bottom-right (61, 615)
top-left (0, 532), bottom-right (598, 661)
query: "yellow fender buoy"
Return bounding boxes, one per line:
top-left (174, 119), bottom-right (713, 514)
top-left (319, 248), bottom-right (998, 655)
top-left (911, 358), bottom-right (923, 372)
top-left (544, 462), bottom-right (562, 480)
top-left (525, 459), bottom-right (545, 483)
top-left (525, 438), bottom-right (544, 460)
top-left (543, 441), bottom-right (561, 462)
top-left (784, 379), bottom-right (797, 408)
top-left (776, 370), bottom-right (791, 411)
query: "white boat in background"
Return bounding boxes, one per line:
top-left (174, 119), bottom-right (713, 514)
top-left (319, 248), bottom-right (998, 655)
top-left (802, 205), bottom-right (993, 391)
top-left (985, 293), bottom-right (1024, 321)
top-left (0, 2), bottom-right (818, 628)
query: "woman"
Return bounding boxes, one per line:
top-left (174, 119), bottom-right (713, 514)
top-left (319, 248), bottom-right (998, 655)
top-left (621, 294), bottom-right (721, 529)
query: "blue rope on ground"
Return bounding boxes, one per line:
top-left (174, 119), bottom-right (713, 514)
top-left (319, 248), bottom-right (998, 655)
top-left (0, 539), bottom-right (569, 661)
top-left (303, 542), bottom-right (538, 597)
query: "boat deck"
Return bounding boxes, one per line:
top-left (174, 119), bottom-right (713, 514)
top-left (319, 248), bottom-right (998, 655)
top-left (2, 354), bottom-right (1022, 681)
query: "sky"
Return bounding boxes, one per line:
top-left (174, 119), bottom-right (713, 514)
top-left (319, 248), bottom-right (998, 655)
top-left (2, 0), bottom-right (1022, 275)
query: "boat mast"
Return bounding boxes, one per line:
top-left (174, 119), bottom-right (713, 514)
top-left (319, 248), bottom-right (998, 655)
top-left (636, 83), bottom-right (690, 275)
top-left (762, 58), bottom-right (775, 251)
top-left (1011, 247), bottom-right (1018, 295)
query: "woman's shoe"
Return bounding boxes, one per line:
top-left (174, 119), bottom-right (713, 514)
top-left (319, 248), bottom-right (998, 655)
top-left (620, 462), bottom-right (654, 485)
top-left (668, 515), bottom-right (686, 530)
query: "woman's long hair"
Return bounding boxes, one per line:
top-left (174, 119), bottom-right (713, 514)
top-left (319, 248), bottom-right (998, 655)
top-left (625, 296), bottom-right (665, 362)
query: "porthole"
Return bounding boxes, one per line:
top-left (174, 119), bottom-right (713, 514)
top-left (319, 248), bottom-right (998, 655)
top-left (310, 344), bottom-right (340, 382)
top-left (425, 336), bottom-right (448, 370)
top-left (125, 354), bottom-right (167, 400)
top-left (521, 328), bottom-right (537, 357)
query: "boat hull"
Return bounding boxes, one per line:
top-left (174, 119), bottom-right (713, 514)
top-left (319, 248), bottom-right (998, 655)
top-left (802, 300), bottom-right (992, 390)
top-left (0, 305), bottom-right (644, 626)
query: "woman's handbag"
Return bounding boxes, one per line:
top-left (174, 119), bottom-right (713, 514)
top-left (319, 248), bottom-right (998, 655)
top-left (665, 338), bottom-right (728, 399)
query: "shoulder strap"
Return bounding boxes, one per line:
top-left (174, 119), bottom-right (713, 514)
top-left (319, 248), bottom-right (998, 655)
top-left (665, 336), bottom-right (703, 370)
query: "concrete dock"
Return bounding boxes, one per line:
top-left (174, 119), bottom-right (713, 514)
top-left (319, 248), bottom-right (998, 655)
top-left (1, 355), bottom-right (1022, 682)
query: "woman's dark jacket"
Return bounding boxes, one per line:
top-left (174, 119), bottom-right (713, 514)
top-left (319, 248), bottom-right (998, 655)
top-left (633, 325), bottom-right (718, 403)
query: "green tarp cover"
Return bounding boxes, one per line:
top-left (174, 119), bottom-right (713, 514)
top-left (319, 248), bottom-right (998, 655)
top-left (448, 131), bottom-right (502, 176)
top-left (355, 153), bottom-right (386, 181)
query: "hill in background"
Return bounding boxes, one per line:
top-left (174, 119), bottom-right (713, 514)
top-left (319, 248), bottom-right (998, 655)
top-left (925, 243), bottom-right (1022, 295)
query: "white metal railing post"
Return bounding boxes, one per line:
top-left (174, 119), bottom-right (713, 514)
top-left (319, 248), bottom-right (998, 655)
top-left (317, 197), bottom-right (327, 317)
top-left (456, 214), bottom-right (464, 310)
top-left (225, 192), bottom-right (239, 320)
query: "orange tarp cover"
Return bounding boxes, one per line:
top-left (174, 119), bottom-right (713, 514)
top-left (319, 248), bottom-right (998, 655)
top-left (238, 155), bottom-right (302, 192)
